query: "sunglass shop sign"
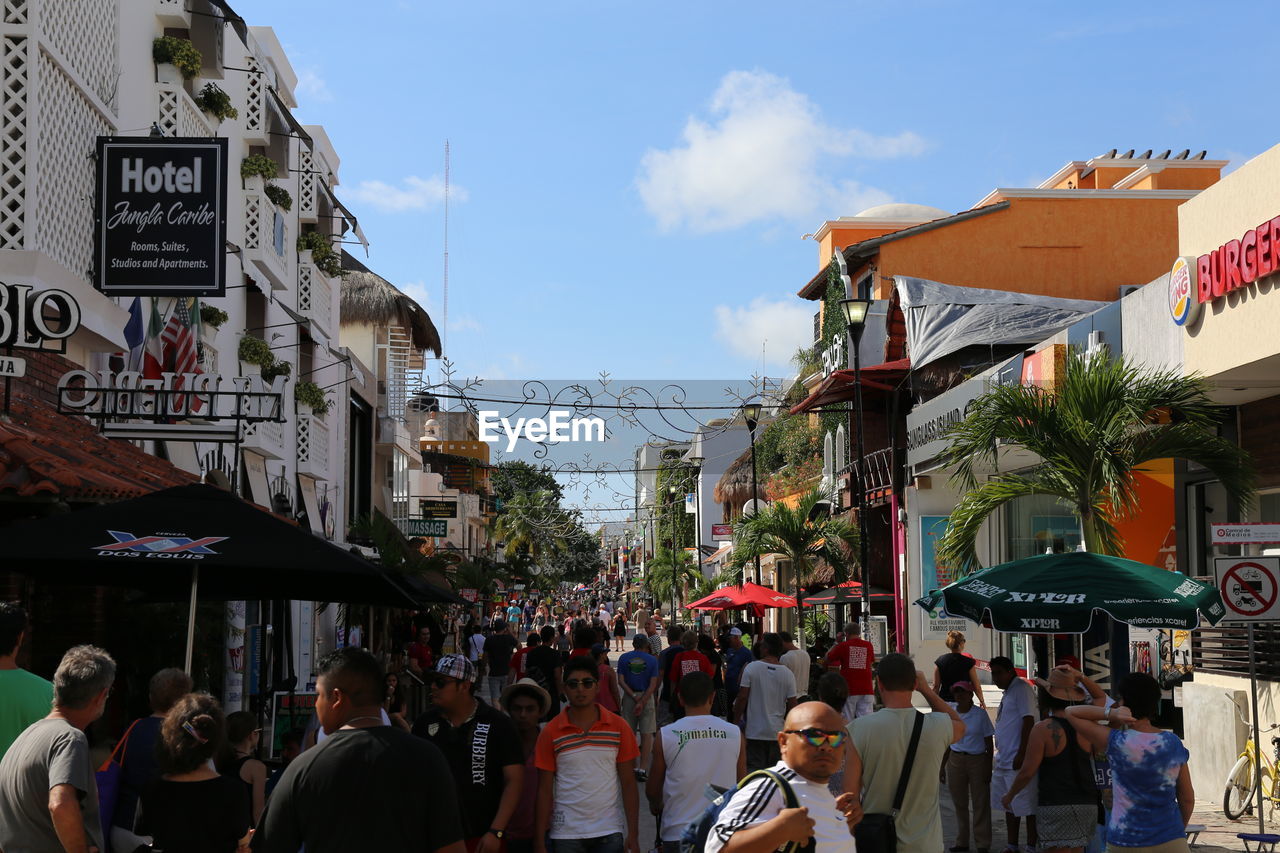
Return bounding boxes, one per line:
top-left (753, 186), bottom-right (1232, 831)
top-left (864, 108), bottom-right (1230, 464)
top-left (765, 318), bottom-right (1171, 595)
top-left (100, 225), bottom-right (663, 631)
top-left (94, 137), bottom-right (228, 297)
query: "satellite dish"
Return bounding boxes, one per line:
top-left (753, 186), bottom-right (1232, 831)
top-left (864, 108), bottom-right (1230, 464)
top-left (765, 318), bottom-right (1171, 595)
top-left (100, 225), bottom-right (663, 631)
top-left (742, 499), bottom-right (767, 518)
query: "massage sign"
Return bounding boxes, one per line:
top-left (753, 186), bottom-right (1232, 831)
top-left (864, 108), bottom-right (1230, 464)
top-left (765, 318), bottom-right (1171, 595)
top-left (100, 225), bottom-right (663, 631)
top-left (1169, 213), bottom-right (1280, 326)
top-left (94, 137), bottom-right (228, 297)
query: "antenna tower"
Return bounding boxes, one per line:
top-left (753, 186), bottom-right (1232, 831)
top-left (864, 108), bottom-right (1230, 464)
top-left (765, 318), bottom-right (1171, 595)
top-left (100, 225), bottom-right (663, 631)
top-left (442, 140), bottom-right (450, 360)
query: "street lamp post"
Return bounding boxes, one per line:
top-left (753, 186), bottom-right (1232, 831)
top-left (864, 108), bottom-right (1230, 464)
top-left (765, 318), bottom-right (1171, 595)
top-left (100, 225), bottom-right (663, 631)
top-left (839, 296), bottom-right (873, 636)
top-left (688, 438), bottom-right (705, 631)
top-left (741, 402), bottom-right (763, 586)
top-left (667, 483), bottom-right (679, 623)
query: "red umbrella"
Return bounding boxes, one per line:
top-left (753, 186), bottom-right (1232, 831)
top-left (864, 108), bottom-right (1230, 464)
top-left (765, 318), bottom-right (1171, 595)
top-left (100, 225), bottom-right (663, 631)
top-left (686, 582), bottom-right (797, 611)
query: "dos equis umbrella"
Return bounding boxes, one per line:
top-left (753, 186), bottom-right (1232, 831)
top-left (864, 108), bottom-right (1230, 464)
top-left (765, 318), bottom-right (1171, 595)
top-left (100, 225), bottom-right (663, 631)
top-left (914, 551), bottom-right (1226, 633)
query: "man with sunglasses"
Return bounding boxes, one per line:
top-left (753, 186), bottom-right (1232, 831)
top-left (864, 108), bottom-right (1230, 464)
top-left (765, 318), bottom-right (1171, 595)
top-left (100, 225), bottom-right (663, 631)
top-left (413, 655), bottom-right (524, 853)
top-left (534, 657), bottom-right (640, 853)
top-left (705, 701), bottom-right (861, 853)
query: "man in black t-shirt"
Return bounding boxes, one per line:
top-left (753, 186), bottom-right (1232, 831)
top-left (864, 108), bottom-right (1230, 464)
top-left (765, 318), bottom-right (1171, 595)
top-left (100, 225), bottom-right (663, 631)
top-left (524, 625), bottom-right (563, 721)
top-left (413, 654), bottom-right (524, 852)
top-left (253, 648), bottom-right (464, 853)
top-left (482, 620), bottom-right (519, 705)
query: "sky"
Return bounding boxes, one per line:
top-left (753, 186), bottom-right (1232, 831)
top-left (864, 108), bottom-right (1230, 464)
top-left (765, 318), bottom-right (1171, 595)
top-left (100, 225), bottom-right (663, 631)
top-left (254, 1), bottom-right (1276, 385)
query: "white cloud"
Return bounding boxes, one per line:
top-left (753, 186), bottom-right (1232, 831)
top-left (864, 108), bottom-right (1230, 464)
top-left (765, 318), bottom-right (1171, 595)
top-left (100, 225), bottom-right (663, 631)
top-left (345, 176), bottom-right (468, 214)
top-left (637, 70), bottom-right (925, 232)
top-left (713, 296), bottom-right (816, 372)
top-left (295, 68), bottom-right (333, 104)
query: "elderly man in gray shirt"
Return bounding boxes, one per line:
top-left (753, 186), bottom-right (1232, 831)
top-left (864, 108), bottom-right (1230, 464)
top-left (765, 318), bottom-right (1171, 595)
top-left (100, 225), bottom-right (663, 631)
top-left (0, 644), bottom-right (116, 853)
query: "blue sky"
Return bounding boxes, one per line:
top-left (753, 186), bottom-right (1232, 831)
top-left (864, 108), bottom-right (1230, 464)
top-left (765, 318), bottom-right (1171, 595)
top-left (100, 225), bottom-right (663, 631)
top-left (256, 0), bottom-right (1275, 383)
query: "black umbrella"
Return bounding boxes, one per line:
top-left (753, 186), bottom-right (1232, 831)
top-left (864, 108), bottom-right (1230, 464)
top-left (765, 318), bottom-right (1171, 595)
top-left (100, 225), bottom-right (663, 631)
top-left (1, 483), bottom-right (423, 667)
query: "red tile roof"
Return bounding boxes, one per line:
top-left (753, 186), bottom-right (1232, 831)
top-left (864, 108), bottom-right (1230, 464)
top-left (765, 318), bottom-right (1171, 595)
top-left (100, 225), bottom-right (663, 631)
top-left (0, 395), bottom-right (198, 501)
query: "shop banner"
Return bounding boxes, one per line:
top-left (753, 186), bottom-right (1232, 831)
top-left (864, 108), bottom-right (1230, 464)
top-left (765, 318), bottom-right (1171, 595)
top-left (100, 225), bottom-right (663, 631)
top-left (95, 137), bottom-right (228, 296)
top-left (920, 515), bottom-right (967, 637)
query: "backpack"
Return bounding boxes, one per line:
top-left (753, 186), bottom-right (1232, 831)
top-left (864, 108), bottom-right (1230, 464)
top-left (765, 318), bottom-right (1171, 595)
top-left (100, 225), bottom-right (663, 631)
top-left (680, 768), bottom-right (816, 853)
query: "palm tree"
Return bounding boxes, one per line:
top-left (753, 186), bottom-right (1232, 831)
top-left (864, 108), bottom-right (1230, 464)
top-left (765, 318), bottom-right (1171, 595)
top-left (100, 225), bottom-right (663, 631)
top-left (936, 350), bottom-right (1256, 572)
top-left (644, 548), bottom-right (701, 615)
top-left (491, 489), bottom-right (567, 567)
top-left (730, 487), bottom-right (861, 648)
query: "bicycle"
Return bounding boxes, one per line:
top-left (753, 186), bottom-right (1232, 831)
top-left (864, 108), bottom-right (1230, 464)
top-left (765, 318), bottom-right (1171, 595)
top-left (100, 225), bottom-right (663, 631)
top-left (1223, 703), bottom-right (1280, 820)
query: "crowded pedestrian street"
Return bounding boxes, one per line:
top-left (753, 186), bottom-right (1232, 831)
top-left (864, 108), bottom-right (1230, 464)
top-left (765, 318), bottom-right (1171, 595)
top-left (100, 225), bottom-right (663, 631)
top-left (4, 2), bottom-right (1280, 852)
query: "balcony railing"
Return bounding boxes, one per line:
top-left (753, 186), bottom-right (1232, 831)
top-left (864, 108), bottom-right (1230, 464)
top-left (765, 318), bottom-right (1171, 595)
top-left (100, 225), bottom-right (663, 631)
top-left (156, 0), bottom-right (191, 27)
top-left (156, 81), bottom-right (213, 138)
top-left (241, 418), bottom-right (285, 460)
top-left (242, 179), bottom-right (290, 290)
top-left (297, 412), bottom-right (329, 478)
top-left (840, 447), bottom-right (895, 507)
top-left (297, 258), bottom-right (333, 330)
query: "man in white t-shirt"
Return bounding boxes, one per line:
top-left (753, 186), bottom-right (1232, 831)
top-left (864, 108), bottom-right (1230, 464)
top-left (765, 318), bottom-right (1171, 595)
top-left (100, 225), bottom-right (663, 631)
top-left (646, 672), bottom-right (745, 853)
top-left (989, 656), bottom-right (1037, 853)
top-left (778, 632), bottom-right (811, 699)
top-left (706, 702), bottom-right (861, 853)
top-left (732, 633), bottom-right (798, 772)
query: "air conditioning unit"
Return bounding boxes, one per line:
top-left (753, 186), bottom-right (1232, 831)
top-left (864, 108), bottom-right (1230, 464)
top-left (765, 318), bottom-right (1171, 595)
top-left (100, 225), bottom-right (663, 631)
top-left (1118, 285), bottom-right (1142, 298)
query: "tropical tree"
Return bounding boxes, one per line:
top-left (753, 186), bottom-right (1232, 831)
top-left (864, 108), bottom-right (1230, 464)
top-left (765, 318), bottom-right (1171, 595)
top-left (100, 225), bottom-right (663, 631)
top-left (490, 489), bottom-right (567, 566)
top-left (729, 487), bottom-right (861, 647)
top-left (936, 350), bottom-right (1256, 573)
top-left (644, 548), bottom-right (701, 614)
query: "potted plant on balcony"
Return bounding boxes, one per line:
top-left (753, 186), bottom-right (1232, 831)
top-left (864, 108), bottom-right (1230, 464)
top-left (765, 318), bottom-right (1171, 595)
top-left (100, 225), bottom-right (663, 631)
top-left (261, 359), bottom-right (292, 382)
top-left (237, 334), bottom-right (274, 375)
top-left (194, 83), bottom-right (238, 122)
top-left (200, 304), bottom-right (229, 330)
top-left (297, 231), bottom-right (343, 278)
top-left (152, 36), bottom-right (202, 84)
top-left (263, 183), bottom-right (292, 212)
top-left (294, 380), bottom-right (332, 416)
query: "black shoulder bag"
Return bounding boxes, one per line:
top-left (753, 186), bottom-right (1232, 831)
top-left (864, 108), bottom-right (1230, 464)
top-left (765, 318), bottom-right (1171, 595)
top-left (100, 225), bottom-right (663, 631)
top-left (853, 711), bottom-right (925, 853)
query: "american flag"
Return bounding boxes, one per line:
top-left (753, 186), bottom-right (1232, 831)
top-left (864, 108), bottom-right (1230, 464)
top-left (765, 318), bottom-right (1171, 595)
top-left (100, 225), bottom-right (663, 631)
top-left (160, 297), bottom-right (204, 415)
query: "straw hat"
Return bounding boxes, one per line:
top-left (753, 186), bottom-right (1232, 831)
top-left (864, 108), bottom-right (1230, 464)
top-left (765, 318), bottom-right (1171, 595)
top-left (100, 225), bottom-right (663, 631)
top-left (1035, 666), bottom-right (1086, 702)
top-left (500, 678), bottom-right (551, 717)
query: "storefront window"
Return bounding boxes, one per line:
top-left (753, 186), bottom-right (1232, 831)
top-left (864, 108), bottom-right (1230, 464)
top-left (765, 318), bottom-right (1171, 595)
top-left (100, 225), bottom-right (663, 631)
top-left (1001, 493), bottom-right (1081, 560)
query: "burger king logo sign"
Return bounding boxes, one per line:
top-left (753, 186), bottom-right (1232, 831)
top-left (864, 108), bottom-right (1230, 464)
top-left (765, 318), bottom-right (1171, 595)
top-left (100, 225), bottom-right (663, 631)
top-left (1169, 256), bottom-right (1200, 326)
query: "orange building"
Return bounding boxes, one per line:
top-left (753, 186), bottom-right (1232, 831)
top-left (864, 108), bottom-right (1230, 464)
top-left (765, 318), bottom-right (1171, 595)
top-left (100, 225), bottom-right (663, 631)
top-left (800, 151), bottom-right (1226, 306)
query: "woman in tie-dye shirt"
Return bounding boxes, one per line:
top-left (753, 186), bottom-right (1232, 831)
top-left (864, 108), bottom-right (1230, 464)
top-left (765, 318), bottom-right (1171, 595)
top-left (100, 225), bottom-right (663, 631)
top-left (1065, 673), bottom-right (1194, 853)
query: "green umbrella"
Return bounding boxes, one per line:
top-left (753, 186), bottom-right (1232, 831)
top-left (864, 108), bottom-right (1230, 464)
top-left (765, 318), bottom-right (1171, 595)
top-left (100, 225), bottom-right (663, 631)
top-left (914, 552), bottom-right (1226, 633)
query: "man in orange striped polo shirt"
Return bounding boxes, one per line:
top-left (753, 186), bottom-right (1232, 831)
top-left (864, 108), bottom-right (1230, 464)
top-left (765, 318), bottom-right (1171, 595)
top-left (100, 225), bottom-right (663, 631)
top-left (533, 657), bottom-right (640, 853)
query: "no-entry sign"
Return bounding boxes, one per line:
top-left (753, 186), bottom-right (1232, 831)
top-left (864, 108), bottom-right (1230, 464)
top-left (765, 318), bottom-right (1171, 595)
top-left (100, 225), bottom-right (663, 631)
top-left (1213, 556), bottom-right (1280, 622)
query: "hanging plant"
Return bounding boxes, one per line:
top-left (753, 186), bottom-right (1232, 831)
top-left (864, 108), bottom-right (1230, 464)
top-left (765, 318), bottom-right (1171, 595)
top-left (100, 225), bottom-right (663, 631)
top-left (152, 36), bottom-right (203, 79)
top-left (297, 230), bottom-right (343, 278)
top-left (262, 360), bottom-right (292, 381)
top-left (263, 183), bottom-right (292, 211)
top-left (240, 154), bottom-right (279, 183)
top-left (194, 83), bottom-right (238, 120)
top-left (199, 305), bottom-right (228, 329)
top-left (294, 380), bottom-right (333, 414)
top-left (237, 335), bottom-right (273, 368)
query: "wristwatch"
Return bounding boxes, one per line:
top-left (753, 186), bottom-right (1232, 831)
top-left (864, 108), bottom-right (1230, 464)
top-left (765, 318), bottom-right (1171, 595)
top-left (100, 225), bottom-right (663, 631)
top-left (488, 828), bottom-right (506, 839)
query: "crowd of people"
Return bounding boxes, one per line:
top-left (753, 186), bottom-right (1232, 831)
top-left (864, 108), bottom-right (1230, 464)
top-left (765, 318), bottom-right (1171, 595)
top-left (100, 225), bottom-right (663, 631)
top-left (0, 599), bottom-right (1198, 853)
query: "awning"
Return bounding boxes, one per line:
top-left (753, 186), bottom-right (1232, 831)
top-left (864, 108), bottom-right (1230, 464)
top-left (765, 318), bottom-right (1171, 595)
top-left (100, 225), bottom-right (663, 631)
top-left (789, 358), bottom-right (912, 415)
top-left (206, 0), bottom-right (250, 45)
top-left (267, 86), bottom-right (313, 148)
top-left (0, 394), bottom-right (197, 502)
top-left (321, 184), bottom-right (369, 254)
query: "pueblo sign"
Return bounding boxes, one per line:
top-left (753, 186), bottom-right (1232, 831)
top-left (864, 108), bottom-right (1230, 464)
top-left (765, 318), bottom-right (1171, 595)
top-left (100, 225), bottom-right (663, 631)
top-left (0, 282), bottom-right (81, 352)
top-left (1172, 213), bottom-right (1280, 325)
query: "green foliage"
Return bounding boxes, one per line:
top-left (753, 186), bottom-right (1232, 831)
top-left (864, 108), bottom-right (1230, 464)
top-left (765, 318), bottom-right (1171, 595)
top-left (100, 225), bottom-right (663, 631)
top-left (237, 335), bottom-right (273, 368)
top-left (491, 461), bottom-right (564, 506)
top-left (263, 183), bottom-right (292, 212)
top-left (199, 305), bottom-right (228, 329)
top-left (801, 609), bottom-right (831, 645)
top-left (152, 36), bottom-right (202, 79)
top-left (294, 380), bottom-right (333, 414)
top-left (820, 263), bottom-right (848, 438)
top-left (240, 154), bottom-right (279, 182)
top-left (194, 83), bottom-right (237, 120)
top-left (644, 548), bottom-right (700, 608)
top-left (766, 456), bottom-right (822, 500)
top-left (752, 413), bottom-right (822, 486)
top-left (655, 456), bottom-right (696, 552)
top-left (261, 359), bottom-right (292, 382)
top-left (297, 230), bottom-right (343, 278)
top-left (937, 350), bottom-right (1257, 573)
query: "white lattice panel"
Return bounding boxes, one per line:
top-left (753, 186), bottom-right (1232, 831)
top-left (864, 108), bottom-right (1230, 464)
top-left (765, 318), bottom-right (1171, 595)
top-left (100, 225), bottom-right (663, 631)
top-left (158, 84), bottom-right (214, 138)
top-left (3, 0), bottom-right (29, 24)
top-left (297, 413), bottom-right (329, 475)
top-left (37, 0), bottom-right (117, 106)
top-left (34, 51), bottom-right (112, 279)
top-left (242, 418), bottom-right (284, 457)
top-left (297, 260), bottom-right (332, 331)
top-left (298, 147), bottom-right (315, 221)
top-left (243, 55), bottom-right (265, 143)
top-left (0, 34), bottom-right (28, 250)
top-left (243, 191), bottom-right (261, 250)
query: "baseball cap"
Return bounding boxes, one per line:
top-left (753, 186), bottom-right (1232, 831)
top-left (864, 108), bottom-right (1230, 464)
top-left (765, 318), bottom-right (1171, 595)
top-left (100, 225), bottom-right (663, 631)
top-left (728, 627), bottom-right (743, 636)
top-left (951, 681), bottom-right (974, 693)
top-left (591, 643), bottom-right (606, 655)
top-left (435, 654), bottom-right (477, 683)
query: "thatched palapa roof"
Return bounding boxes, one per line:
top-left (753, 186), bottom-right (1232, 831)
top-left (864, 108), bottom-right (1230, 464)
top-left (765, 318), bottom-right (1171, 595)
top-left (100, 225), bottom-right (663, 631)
top-left (340, 252), bottom-right (442, 356)
top-left (714, 449), bottom-right (768, 508)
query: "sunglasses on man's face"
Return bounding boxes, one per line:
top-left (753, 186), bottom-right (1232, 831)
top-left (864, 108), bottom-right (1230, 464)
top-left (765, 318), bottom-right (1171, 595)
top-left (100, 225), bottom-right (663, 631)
top-left (783, 728), bottom-right (848, 748)
top-left (564, 678), bottom-right (597, 690)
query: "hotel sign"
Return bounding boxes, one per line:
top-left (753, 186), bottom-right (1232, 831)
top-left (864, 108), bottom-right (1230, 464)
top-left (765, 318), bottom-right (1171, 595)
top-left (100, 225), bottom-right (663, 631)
top-left (94, 137), bottom-right (228, 297)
